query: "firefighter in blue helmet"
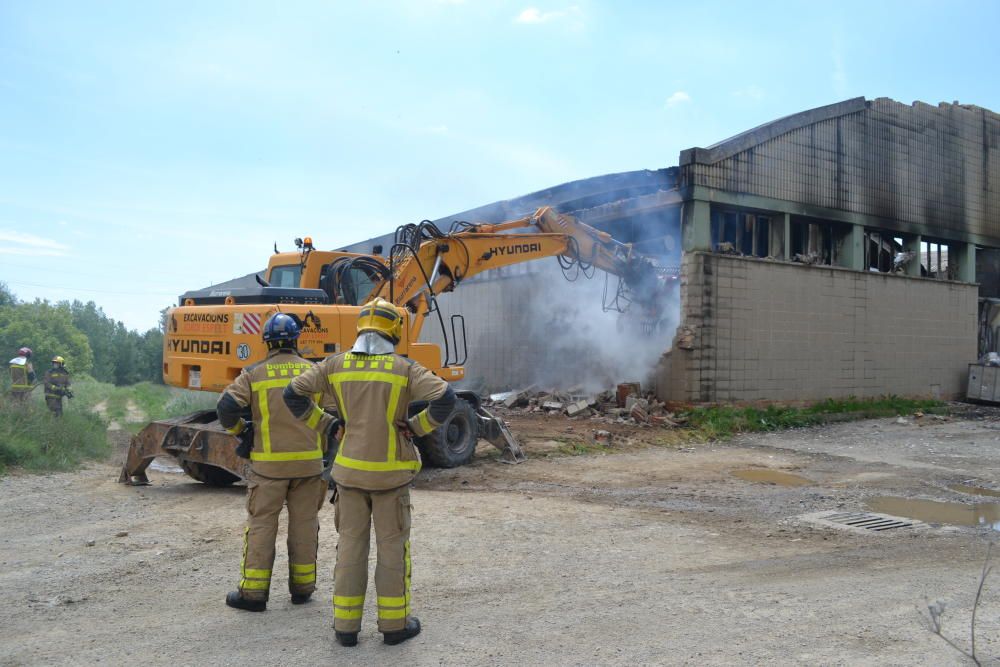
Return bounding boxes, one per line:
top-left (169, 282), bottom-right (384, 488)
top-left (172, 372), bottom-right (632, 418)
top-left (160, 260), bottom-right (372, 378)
top-left (216, 313), bottom-right (340, 612)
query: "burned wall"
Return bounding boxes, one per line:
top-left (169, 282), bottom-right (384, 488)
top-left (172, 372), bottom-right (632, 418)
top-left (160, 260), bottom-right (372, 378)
top-left (661, 253), bottom-right (978, 403)
top-left (681, 98), bottom-right (1000, 246)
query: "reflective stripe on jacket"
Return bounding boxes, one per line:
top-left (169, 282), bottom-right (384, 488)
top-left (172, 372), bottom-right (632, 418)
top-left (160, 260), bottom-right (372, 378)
top-left (9, 358), bottom-right (33, 391)
top-left (217, 349), bottom-right (327, 479)
top-left (43, 368), bottom-right (70, 399)
top-left (287, 351), bottom-right (450, 491)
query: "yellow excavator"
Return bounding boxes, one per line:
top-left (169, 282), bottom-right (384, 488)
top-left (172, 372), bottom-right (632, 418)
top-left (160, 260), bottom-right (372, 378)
top-left (120, 207), bottom-right (668, 486)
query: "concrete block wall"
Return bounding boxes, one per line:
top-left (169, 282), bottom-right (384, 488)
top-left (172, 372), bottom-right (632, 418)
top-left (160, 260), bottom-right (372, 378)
top-left (662, 253), bottom-right (978, 403)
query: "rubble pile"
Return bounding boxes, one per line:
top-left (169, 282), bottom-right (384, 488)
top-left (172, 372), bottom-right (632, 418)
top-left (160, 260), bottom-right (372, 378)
top-left (486, 383), bottom-right (685, 428)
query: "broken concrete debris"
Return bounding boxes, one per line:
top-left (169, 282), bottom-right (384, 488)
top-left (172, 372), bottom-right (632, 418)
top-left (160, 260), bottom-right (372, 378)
top-left (630, 403), bottom-right (650, 423)
top-left (502, 385), bottom-right (537, 408)
top-left (592, 430), bottom-right (613, 445)
top-left (616, 382), bottom-right (641, 408)
top-left (485, 383), bottom-right (680, 427)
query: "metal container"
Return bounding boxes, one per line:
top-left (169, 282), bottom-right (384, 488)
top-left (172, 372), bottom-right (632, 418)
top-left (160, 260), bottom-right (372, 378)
top-left (967, 363), bottom-right (1000, 402)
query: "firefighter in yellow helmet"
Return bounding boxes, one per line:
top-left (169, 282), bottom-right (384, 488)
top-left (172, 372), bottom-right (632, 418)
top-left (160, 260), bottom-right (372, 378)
top-left (216, 313), bottom-right (338, 612)
top-left (43, 356), bottom-right (73, 416)
top-left (284, 298), bottom-right (454, 647)
top-left (8, 347), bottom-right (36, 402)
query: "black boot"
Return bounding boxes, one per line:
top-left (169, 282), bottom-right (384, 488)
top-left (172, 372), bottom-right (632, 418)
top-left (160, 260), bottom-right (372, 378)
top-left (225, 591), bottom-right (266, 612)
top-left (291, 593), bottom-right (312, 605)
top-left (335, 631), bottom-right (359, 647)
top-left (383, 617), bottom-right (421, 645)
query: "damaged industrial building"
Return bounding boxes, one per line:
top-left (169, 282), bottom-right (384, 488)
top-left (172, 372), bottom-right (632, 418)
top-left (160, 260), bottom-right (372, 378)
top-left (342, 96), bottom-right (998, 403)
top-left (209, 96), bottom-right (996, 403)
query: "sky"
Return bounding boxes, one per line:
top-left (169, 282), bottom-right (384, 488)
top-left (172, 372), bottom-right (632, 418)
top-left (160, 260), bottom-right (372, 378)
top-left (1, 0), bottom-right (998, 330)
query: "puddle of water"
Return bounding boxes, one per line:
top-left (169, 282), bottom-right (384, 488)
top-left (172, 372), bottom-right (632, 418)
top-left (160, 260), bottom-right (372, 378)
top-left (149, 458), bottom-right (184, 474)
top-left (950, 484), bottom-right (1000, 499)
top-left (731, 469), bottom-right (812, 487)
top-left (868, 496), bottom-right (1000, 531)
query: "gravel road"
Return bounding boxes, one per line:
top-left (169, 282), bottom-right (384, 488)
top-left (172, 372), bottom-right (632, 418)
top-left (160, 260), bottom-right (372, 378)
top-left (1, 413), bottom-right (998, 665)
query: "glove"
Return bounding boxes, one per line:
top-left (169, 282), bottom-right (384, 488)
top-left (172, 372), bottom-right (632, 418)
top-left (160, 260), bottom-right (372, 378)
top-left (235, 421), bottom-right (254, 459)
top-left (65, 389), bottom-right (74, 399)
top-left (323, 417), bottom-right (343, 464)
top-left (325, 414), bottom-right (343, 442)
top-left (395, 419), bottom-right (415, 440)
top-left (321, 417), bottom-right (343, 492)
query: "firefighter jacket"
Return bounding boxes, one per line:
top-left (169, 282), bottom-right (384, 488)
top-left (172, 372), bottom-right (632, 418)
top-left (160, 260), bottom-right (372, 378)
top-left (284, 351), bottom-right (454, 491)
top-left (217, 349), bottom-right (334, 479)
top-left (43, 367), bottom-right (71, 399)
top-left (8, 357), bottom-right (35, 393)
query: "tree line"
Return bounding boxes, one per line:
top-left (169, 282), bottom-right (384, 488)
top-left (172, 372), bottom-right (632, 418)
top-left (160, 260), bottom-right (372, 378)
top-left (0, 283), bottom-right (165, 385)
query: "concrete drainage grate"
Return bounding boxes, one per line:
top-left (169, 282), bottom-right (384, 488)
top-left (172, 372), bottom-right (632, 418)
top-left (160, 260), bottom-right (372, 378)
top-left (798, 510), bottom-right (926, 533)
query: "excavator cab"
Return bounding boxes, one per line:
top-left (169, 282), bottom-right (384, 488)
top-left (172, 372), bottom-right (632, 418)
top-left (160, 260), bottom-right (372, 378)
top-left (264, 245), bottom-right (389, 307)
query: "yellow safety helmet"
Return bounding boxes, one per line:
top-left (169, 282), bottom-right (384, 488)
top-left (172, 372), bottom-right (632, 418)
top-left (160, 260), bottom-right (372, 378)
top-left (357, 298), bottom-right (403, 345)
top-left (52, 356), bottom-right (65, 365)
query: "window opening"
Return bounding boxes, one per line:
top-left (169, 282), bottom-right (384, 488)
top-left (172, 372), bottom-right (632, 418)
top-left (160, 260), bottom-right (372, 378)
top-left (269, 264), bottom-right (302, 288)
top-left (789, 218), bottom-right (836, 265)
top-left (711, 209), bottom-right (771, 258)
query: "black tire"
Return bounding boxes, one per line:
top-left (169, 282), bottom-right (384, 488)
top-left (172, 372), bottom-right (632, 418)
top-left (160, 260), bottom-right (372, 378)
top-left (180, 460), bottom-right (240, 487)
top-left (415, 398), bottom-right (479, 468)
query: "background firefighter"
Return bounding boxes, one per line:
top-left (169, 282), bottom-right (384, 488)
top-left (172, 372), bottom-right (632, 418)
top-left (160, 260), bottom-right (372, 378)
top-left (8, 347), bottom-right (36, 402)
top-left (283, 297), bottom-right (455, 647)
top-left (42, 356), bottom-right (72, 416)
top-left (216, 312), bottom-right (339, 612)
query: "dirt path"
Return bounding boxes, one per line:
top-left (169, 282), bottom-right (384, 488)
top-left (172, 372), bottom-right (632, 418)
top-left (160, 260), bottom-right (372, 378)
top-left (124, 399), bottom-right (146, 425)
top-left (1, 416), bottom-right (998, 665)
top-left (90, 398), bottom-right (146, 433)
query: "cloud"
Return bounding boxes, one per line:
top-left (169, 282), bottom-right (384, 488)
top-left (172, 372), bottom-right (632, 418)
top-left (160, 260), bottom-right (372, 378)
top-left (0, 230), bottom-right (71, 257)
top-left (733, 85), bottom-right (765, 101)
top-left (515, 6), bottom-right (579, 24)
top-left (664, 91), bottom-right (691, 108)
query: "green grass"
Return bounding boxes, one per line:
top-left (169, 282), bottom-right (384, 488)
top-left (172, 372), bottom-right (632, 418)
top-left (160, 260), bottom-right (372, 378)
top-left (0, 399), bottom-right (109, 474)
top-left (69, 377), bottom-right (218, 433)
top-left (557, 440), bottom-right (613, 456)
top-left (0, 375), bottom-right (219, 474)
top-left (680, 395), bottom-right (945, 441)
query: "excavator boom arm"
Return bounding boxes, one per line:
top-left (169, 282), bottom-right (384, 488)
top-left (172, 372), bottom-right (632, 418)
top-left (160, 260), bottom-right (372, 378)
top-left (372, 207), bottom-right (652, 333)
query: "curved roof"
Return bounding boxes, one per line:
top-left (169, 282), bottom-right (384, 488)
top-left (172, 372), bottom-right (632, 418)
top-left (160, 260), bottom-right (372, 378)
top-left (680, 96), bottom-right (1000, 245)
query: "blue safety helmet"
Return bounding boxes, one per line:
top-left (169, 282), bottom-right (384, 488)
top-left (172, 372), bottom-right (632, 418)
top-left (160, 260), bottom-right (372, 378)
top-left (262, 313), bottom-right (301, 343)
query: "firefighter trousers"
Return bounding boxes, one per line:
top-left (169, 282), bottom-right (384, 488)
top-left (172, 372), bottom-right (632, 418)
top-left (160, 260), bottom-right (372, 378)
top-left (332, 485), bottom-right (412, 633)
top-left (238, 473), bottom-right (327, 601)
top-left (45, 397), bottom-right (63, 416)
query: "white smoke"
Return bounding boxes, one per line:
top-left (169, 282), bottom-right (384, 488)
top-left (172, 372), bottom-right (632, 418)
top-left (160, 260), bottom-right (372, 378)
top-left (522, 261), bottom-right (680, 394)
